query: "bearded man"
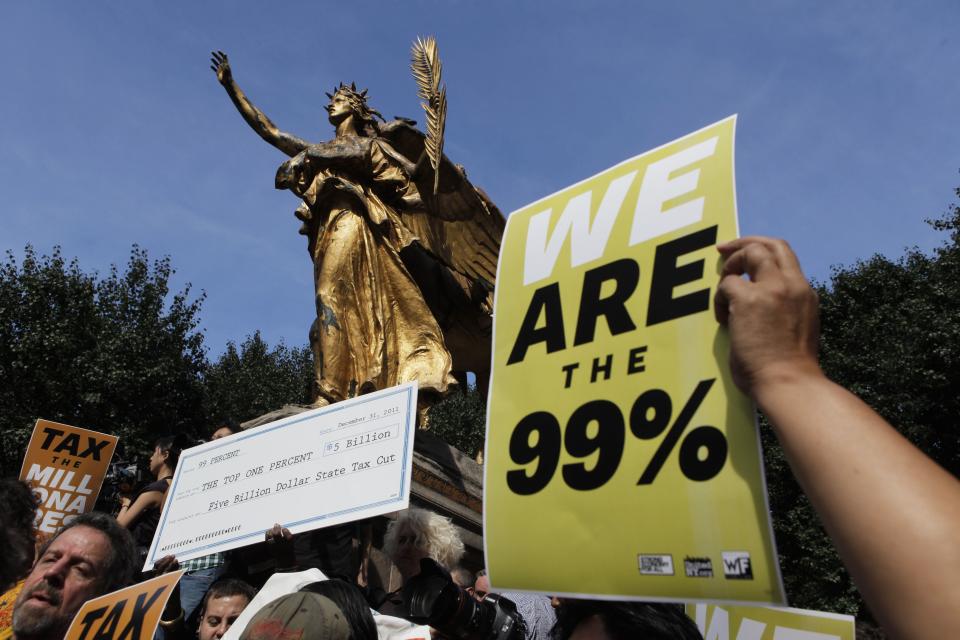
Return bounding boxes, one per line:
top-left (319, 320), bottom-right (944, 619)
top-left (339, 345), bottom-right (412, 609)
top-left (11, 512), bottom-right (137, 640)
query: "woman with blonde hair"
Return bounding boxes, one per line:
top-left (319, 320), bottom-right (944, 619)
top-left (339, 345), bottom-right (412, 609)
top-left (383, 507), bottom-right (464, 581)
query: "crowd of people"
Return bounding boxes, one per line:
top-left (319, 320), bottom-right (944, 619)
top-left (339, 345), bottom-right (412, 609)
top-left (1, 237), bottom-right (959, 640)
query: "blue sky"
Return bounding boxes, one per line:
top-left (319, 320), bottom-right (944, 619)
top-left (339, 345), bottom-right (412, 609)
top-left (1, 1), bottom-right (957, 355)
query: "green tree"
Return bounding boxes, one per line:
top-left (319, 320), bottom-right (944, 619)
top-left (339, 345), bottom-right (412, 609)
top-left (203, 331), bottom-right (313, 423)
top-left (765, 185), bottom-right (960, 618)
top-left (0, 245), bottom-right (207, 474)
top-left (428, 386), bottom-right (487, 457)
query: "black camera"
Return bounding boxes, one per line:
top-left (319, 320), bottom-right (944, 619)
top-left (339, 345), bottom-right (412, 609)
top-left (95, 459), bottom-right (146, 513)
top-left (402, 559), bottom-right (526, 640)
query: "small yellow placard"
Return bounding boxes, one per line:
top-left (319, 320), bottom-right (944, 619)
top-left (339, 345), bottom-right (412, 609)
top-left (686, 603), bottom-right (855, 639)
top-left (20, 419), bottom-right (119, 537)
top-left (65, 570), bottom-right (184, 640)
top-left (484, 116), bottom-right (783, 602)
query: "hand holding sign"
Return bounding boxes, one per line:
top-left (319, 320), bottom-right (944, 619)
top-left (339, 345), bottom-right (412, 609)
top-left (265, 523), bottom-right (296, 569)
top-left (714, 237), bottom-right (821, 397)
top-left (713, 235), bottom-right (960, 637)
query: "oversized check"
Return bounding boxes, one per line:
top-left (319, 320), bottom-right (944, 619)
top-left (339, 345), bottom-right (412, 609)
top-left (144, 383), bottom-right (417, 569)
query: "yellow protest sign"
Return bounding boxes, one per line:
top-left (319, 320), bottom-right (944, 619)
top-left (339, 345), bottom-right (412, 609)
top-left (484, 116), bottom-right (783, 603)
top-left (686, 603), bottom-right (855, 639)
top-left (65, 570), bottom-right (184, 640)
top-left (19, 419), bottom-right (119, 536)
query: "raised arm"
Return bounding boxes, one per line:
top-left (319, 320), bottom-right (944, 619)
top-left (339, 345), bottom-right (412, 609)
top-left (210, 51), bottom-right (310, 157)
top-left (715, 236), bottom-right (960, 640)
top-left (116, 489), bottom-right (164, 529)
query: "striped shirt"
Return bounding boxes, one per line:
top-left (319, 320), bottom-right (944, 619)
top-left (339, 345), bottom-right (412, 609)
top-left (179, 552), bottom-right (226, 572)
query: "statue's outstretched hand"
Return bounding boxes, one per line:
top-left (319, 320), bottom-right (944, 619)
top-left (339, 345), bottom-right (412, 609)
top-left (210, 50), bottom-right (232, 85)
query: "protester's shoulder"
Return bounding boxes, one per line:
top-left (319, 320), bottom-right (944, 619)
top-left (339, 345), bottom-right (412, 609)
top-left (0, 580), bottom-right (24, 640)
top-left (500, 591), bottom-right (554, 610)
top-left (499, 592), bottom-right (556, 639)
top-left (141, 479), bottom-right (171, 494)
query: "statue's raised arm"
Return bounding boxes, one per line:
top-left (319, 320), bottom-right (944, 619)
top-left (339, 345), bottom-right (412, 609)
top-left (210, 51), bottom-right (310, 157)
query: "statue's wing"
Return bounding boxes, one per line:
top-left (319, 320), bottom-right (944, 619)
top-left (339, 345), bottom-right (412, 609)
top-left (380, 120), bottom-right (504, 293)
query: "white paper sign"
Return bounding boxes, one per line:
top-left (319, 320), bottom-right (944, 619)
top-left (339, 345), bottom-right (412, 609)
top-left (144, 383), bottom-right (418, 569)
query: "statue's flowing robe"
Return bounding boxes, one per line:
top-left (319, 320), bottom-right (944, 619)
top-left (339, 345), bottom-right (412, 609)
top-left (278, 124), bottom-right (503, 406)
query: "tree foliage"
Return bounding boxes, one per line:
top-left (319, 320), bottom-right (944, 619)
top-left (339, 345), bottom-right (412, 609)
top-left (428, 386), bottom-right (487, 457)
top-left (765, 185), bottom-right (960, 618)
top-left (0, 246), bottom-right (315, 474)
top-left (204, 331), bottom-right (313, 423)
top-left (0, 246), bottom-right (207, 472)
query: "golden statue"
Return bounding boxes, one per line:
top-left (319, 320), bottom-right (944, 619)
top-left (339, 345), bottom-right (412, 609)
top-left (210, 41), bottom-right (503, 412)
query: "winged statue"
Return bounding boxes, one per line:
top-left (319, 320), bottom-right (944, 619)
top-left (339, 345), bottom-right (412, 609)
top-left (210, 39), bottom-right (503, 416)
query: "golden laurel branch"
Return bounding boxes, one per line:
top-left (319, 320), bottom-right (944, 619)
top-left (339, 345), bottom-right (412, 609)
top-left (410, 36), bottom-right (447, 194)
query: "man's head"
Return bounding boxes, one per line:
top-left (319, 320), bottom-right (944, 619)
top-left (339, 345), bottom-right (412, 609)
top-left (450, 567), bottom-right (475, 590)
top-left (0, 479), bottom-right (39, 592)
top-left (552, 600), bottom-right (703, 640)
top-left (211, 420), bottom-right (240, 441)
top-left (198, 578), bottom-right (257, 640)
top-left (473, 570), bottom-right (490, 601)
top-left (240, 592), bottom-right (350, 640)
top-left (300, 580), bottom-right (377, 640)
top-left (12, 512), bottom-right (137, 640)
